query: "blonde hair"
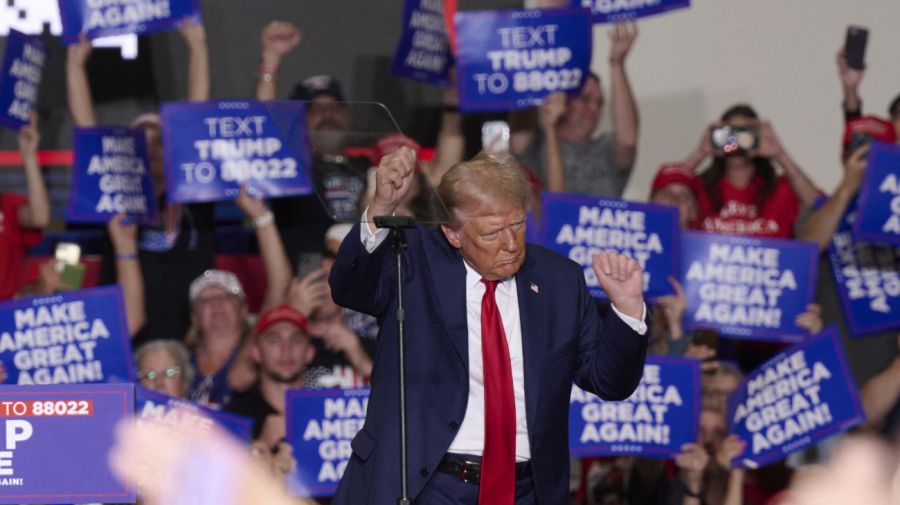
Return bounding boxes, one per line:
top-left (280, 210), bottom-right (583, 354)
top-left (437, 154), bottom-right (530, 228)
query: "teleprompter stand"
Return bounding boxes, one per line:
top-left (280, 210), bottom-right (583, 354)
top-left (373, 215), bottom-right (417, 505)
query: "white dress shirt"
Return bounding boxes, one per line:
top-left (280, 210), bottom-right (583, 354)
top-left (359, 210), bottom-right (648, 462)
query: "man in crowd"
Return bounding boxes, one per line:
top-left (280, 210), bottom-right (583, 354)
top-left (329, 147), bottom-right (648, 504)
top-left (255, 21), bottom-right (369, 263)
top-left (511, 22), bottom-right (640, 197)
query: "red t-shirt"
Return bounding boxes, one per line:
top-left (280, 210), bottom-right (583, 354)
top-left (697, 175), bottom-right (800, 238)
top-left (0, 193), bottom-right (42, 300)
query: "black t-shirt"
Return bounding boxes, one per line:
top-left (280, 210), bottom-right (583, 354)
top-left (101, 202), bottom-right (216, 346)
top-left (223, 383), bottom-right (277, 440)
top-left (271, 155), bottom-right (368, 265)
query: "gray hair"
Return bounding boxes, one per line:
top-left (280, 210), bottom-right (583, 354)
top-left (134, 339), bottom-right (196, 395)
top-left (437, 154), bottom-right (531, 228)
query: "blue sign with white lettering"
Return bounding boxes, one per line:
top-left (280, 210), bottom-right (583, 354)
top-left (285, 388), bottom-right (368, 497)
top-left (391, 0), bottom-right (453, 85)
top-left (162, 100), bottom-right (314, 204)
top-left (726, 327), bottom-right (865, 469)
top-left (0, 30), bottom-right (45, 130)
top-left (853, 141), bottom-right (900, 245)
top-left (0, 383), bottom-right (135, 504)
top-left (66, 126), bottom-right (157, 224)
top-left (136, 385), bottom-right (252, 441)
top-left (680, 231), bottom-right (818, 342)
top-left (828, 197), bottom-right (900, 337)
top-left (569, 355), bottom-right (700, 458)
top-left (455, 8), bottom-right (592, 112)
top-left (58, 0), bottom-right (201, 43)
top-left (573, 0), bottom-right (690, 23)
top-left (540, 192), bottom-right (680, 300)
top-left (0, 286), bottom-right (136, 386)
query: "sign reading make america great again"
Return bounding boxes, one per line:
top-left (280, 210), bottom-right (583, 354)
top-left (58, 0), bottom-right (201, 43)
top-left (680, 231), bottom-right (818, 342)
top-left (540, 192), bottom-right (679, 300)
top-left (0, 30), bottom-right (45, 130)
top-left (726, 327), bottom-right (865, 469)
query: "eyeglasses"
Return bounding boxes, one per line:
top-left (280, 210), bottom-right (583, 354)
top-left (138, 367), bottom-right (182, 381)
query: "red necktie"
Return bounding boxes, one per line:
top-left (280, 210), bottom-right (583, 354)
top-left (479, 278), bottom-right (516, 505)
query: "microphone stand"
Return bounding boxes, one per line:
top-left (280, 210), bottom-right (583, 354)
top-left (373, 215), bottom-right (416, 505)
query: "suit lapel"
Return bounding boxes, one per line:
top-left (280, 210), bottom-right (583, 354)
top-left (516, 253), bottom-right (545, 432)
top-left (424, 232), bottom-right (468, 369)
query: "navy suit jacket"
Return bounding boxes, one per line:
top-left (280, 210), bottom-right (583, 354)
top-left (329, 224), bottom-right (648, 505)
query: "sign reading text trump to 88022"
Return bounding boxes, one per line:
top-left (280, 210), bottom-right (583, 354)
top-left (162, 100), bottom-right (313, 204)
top-left (540, 192), bottom-right (680, 300)
top-left (726, 327), bottom-right (865, 469)
top-left (680, 231), bottom-right (818, 342)
top-left (0, 383), bottom-right (135, 504)
top-left (0, 286), bottom-right (135, 386)
top-left (286, 388), bottom-right (368, 497)
top-left (455, 8), bottom-right (592, 113)
top-left (569, 356), bottom-right (700, 458)
top-left (0, 30), bottom-right (45, 130)
top-left (574, 0), bottom-right (691, 24)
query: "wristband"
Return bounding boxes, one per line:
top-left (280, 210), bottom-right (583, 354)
top-left (253, 211), bottom-right (274, 229)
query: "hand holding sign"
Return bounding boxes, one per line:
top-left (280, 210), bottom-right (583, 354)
top-left (608, 21), bottom-right (637, 65)
top-left (177, 17), bottom-right (207, 48)
top-left (592, 251), bottom-right (644, 319)
top-left (371, 146), bottom-right (417, 218)
top-left (675, 442), bottom-right (709, 484)
top-left (842, 143), bottom-right (869, 191)
top-left (538, 91), bottom-right (566, 131)
top-left (716, 434), bottom-right (746, 469)
top-left (16, 113), bottom-right (38, 157)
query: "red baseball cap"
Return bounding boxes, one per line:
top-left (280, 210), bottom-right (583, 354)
top-left (372, 133), bottom-right (422, 166)
top-left (843, 116), bottom-right (897, 148)
top-left (255, 304), bottom-right (308, 337)
top-left (650, 162), bottom-right (702, 199)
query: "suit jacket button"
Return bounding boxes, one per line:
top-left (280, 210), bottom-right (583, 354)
top-left (420, 467), bottom-right (429, 477)
top-left (449, 421), bottom-right (460, 430)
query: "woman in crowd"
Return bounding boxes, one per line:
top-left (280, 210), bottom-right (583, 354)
top-left (135, 340), bottom-right (195, 399)
top-left (682, 104), bottom-right (820, 239)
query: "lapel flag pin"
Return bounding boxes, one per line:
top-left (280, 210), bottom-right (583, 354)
top-left (530, 282), bottom-right (539, 294)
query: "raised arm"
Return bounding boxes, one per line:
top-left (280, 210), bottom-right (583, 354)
top-left (837, 48), bottom-right (864, 121)
top-left (608, 22), bottom-right (639, 171)
top-left (755, 121), bottom-right (820, 207)
top-left (794, 145), bottom-right (867, 250)
top-left (860, 356), bottom-right (900, 430)
top-left (16, 115), bottom-right (50, 229)
top-left (65, 39), bottom-right (96, 127)
top-left (107, 214), bottom-right (145, 336)
top-left (425, 85), bottom-right (465, 187)
top-left (538, 92), bottom-right (567, 192)
top-left (235, 187), bottom-right (291, 311)
top-left (178, 19), bottom-right (210, 101)
top-left (255, 21), bottom-right (301, 101)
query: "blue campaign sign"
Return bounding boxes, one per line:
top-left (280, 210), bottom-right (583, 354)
top-left (680, 231), bottom-right (818, 342)
top-left (525, 209), bottom-right (542, 243)
top-left (853, 141), bottom-right (900, 245)
top-left (0, 382), bottom-right (135, 504)
top-left (162, 100), bottom-right (314, 204)
top-left (726, 327), bottom-right (865, 469)
top-left (828, 197), bottom-right (900, 337)
top-left (569, 355), bottom-right (700, 458)
top-left (58, 0), bottom-right (201, 43)
top-left (136, 385), bottom-right (252, 441)
top-left (391, 0), bottom-right (453, 85)
top-left (286, 388), bottom-right (368, 497)
top-left (455, 8), bottom-right (592, 112)
top-left (0, 30), bottom-right (45, 130)
top-left (0, 286), bottom-right (136, 386)
top-left (540, 192), bottom-right (680, 300)
top-left (573, 0), bottom-right (690, 24)
top-left (66, 126), bottom-right (157, 225)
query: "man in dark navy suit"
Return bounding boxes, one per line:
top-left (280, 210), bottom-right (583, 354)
top-left (329, 147), bottom-right (649, 505)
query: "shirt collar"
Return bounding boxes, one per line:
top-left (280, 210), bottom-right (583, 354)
top-left (462, 259), bottom-right (514, 291)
